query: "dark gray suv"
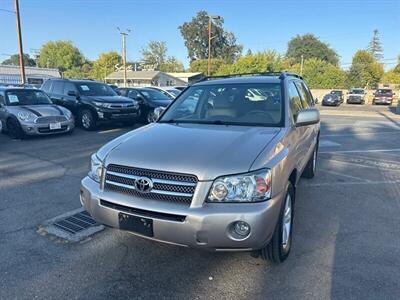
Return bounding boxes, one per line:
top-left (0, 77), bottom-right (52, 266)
top-left (41, 79), bottom-right (140, 130)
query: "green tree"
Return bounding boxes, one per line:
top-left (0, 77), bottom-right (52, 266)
top-left (381, 70), bottom-right (400, 84)
top-left (141, 41), bottom-right (167, 69)
top-left (1, 53), bottom-right (36, 66)
top-left (288, 58), bottom-right (346, 89)
top-left (215, 50), bottom-right (290, 75)
top-left (367, 29), bottom-right (383, 61)
top-left (91, 51), bottom-right (121, 81)
top-left (63, 63), bottom-right (93, 79)
top-left (346, 50), bottom-right (384, 88)
top-left (37, 41), bottom-right (86, 72)
top-left (286, 34), bottom-right (339, 66)
top-left (179, 10), bottom-right (242, 62)
top-left (189, 58), bottom-right (226, 75)
top-left (160, 56), bottom-right (185, 72)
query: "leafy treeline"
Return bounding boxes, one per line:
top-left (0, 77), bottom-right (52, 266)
top-left (1, 10), bottom-right (399, 88)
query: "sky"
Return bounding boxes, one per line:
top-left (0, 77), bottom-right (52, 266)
top-left (0, 0), bottom-right (399, 70)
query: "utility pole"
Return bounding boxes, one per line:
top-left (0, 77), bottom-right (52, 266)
top-left (207, 15), bottom-right (221, 76)
top-left (300, 55), bottom-right (304, 76)
top-left (117, 27), bottom-right (131, 87)
top-left (14, 0), bottom-right (26, 84)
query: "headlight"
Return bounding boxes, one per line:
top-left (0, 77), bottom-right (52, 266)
top-left (62, 108), bottom-right (72, 119)
top-left (207, 169), bottom-right (272, 203)
top-left (88, 153), bottom-right (104, 183)
top-left (17, 111), bottom-right (37, 122)
top-left (93, 101), bottom-right (109, 108)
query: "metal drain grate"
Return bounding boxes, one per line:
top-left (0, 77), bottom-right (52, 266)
top-left (38, 208), bottom-right (104, 242)
top-left (53, 210), bottom-right (98, 234)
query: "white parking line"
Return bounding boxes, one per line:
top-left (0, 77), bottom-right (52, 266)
top-left (301, 179), bottom-right (400, 187)
top-left (319, 148), bottom-right (400, 154)
top-left (322, 130), bottom-right (400, 137)
top-left (98, 128), bottom-right (123, 134)
top-left (318, 168), bottom-right (369, 182)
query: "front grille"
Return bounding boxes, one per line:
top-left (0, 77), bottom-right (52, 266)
top-left (38, 125), bottom-right (68, 133)
top-left (104, 164), bottom-right (198, 205)
top-left (35, 116), bottom-right (67, 124)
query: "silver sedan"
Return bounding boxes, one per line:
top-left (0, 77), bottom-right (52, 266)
top-left (0, 88), bottom-right (74, 139)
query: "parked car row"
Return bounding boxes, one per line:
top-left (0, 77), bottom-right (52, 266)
top-left (0, 79), bottom-right (185, 139)
top-left (321, 88), bottom-right (396, 106)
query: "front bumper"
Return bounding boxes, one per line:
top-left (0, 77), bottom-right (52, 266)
top-left (347, 98), bottom-right (364, 104)
top-left (21, 119), bottom-right (74, 135)
top-left (80, 176), bottom-right (284, 251)
top-left (373, 98), bottom-right (392, 104)
top-left (96, 107), bottom-right (140, 121)
top-left (322, 101), bottom-right (339, 106)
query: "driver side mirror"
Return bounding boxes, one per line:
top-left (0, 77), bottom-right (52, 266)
top-left (296, 108), bottom-right (320, 127)
top-left (67, 90), bottom-right (79, 98)
top-left (154, 106), bottom-right (166, 121)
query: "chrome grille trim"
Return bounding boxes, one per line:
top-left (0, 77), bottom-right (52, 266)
top-left (104, 164), bottom-right (198, 205)
top-left (106, 171), bottom-right (196, 187)
top-left (105, 180), bottom-right (193, 197)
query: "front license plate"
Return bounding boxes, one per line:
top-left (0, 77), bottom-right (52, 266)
top-left (49, 122), bottom-right (61, 130)
top-left (118, 213), bottom-right (153, 237)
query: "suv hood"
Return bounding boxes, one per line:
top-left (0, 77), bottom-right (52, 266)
top-left (101, 123), bottom-right (281, 181)
top-left (84, 95), bottom-right (133, 103)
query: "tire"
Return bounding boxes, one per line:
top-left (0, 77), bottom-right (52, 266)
top-left (302, 142), bottom-right (318, 179)
top-left (7, 118), bottom-right (24, 139)
top-left (79, 109), bottom-right (97, 130)
top-left (260, 182), bottom-right (295, 263)
top-left (146, 109), bottom-right (157, 124)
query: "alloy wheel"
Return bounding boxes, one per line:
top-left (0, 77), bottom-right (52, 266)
top-left (282, 193), bottom-right (292, 251)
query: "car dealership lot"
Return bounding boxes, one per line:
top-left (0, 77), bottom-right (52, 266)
top-left (1, 113), bottom-right (400, 299)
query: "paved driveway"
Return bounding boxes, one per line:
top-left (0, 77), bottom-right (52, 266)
top-left (0, 114), bottom-right (399, 299)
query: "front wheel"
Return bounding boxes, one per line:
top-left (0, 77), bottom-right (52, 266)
top-left (146, 109), bottom-right (157, 123)
top-left (260, 182), bottom-right (295, 263)
top-left (7, 118), bottom-right (24, 139)
top-left (79, 109), bottom-right (97, 130)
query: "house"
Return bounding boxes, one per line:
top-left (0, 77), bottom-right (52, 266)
top-left (166, 72), bottom-right (204, 84)
top-left (105, 70), bottom-right (187, 87)
top-left (0, 65), bottom-right (61, 86)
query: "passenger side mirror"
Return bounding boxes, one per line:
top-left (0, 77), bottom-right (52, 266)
top-left (67, 90), bottom-right (79, 97)
top-left (295, 108), bottom-right (320, 127)
top-left (154, 106), bottom-right (166, 121)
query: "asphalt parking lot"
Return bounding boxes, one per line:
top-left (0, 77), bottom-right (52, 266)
top-left (1, 110), bottom-right (400, 299)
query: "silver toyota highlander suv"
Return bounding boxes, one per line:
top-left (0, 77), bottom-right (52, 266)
top-left (80, 72), bottom-right (320, 263)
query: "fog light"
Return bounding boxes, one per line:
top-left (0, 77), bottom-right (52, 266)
top-left (233, 221), bottom-right (251, 237)
top-left (98, 112), bottom-right (104, 118)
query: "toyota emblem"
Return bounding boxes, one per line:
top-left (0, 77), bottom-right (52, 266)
top-left (134, 177), bottom-right (153, 193)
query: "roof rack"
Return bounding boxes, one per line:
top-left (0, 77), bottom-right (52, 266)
top-left (196, 71), bottom-right (302, 83)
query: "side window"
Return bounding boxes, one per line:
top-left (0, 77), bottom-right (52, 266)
top-left (52, 81), bottom-right (64, 94)
top-left (0, 91), bottom-right (5, 105)
top-left (288, 81), bottom-right (303, 122)
top-left (63, 82), bottom-right (77, 95)
top-left (128, 90), bottom-right (140, 99)
top-left (294, 81), bottom-right (311, 108)
top-left (302, 83), bottom-right (315, 106)
top-left (41, 80), bottom-right (51, 92)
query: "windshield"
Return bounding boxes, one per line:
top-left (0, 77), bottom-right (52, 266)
top-left (140, 89), bottom-right (171, 101)
top-left (5, 90), bottom-right (52, 106)
top-left (350, 89), bottom-right (364, 94)
top-left (159, 83), bottom-right (283, 127)
top-left (166, 89), bottom-right (181, 97)
top-left (376, 89), bottom-right (392, 94)
top-left (77, 82), bottom-right (117, 96)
